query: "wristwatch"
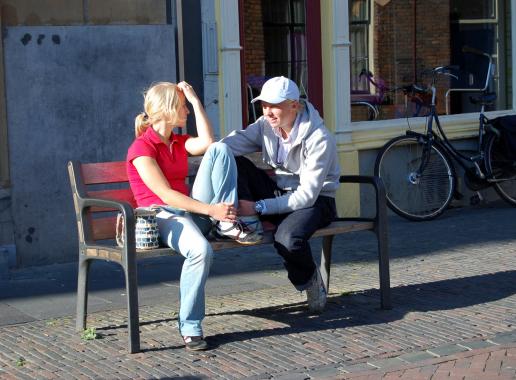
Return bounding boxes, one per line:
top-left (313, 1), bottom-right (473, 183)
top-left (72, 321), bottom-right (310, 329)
top-left (254, 200), bottom-right (266, 215)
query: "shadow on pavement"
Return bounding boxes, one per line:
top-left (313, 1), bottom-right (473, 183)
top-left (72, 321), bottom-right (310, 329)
top-left (136, 269), bottom-right (515, 352)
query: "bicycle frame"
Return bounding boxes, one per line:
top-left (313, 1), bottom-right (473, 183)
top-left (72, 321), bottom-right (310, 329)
top-left (408, 64), bottom-right (494, 182)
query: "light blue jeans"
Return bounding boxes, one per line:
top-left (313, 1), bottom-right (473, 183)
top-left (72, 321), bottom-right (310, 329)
top-left (156, 142), bottom-right (237, 337)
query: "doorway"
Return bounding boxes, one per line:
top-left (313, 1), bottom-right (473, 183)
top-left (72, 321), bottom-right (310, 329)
top-left (450, 0), bottom-right (510, 112)
top-left (240, 0), bottom-right (322, 124)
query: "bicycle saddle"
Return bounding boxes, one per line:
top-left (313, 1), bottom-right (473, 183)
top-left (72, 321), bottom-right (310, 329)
top-left (469, 92), bottom-right (497, 106)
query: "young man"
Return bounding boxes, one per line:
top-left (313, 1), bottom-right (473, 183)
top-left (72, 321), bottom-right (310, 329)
top-left (221, 76), bottom-right (340, 312)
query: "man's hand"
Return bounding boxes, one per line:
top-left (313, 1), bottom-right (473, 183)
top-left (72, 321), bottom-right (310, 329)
top-left (238, 199), bottom-right (257, 216)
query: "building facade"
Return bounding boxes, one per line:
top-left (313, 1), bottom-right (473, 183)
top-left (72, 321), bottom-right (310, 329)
top-left (0, 0), bottom-right (514, 267)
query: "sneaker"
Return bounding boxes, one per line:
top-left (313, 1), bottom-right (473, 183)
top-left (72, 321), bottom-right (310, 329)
top-left (306, 269), bottom-right (327, 313)
top-left (183, 336), bottom-right (208, 351)
top-left (213, 220), bottom-right (263, 245)
top-left (237, 215), bottom-right (263, 234)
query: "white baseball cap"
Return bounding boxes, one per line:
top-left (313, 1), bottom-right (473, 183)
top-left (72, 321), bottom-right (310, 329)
top-left (251, 76), bottom-right (300, 104)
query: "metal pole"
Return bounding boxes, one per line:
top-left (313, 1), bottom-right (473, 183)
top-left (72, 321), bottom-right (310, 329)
top-left (176, 0), bottom-right (185, 82)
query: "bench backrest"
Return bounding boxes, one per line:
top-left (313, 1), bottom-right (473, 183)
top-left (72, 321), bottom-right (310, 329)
top-left (68, 153), bottom-right (268, 243)
top-left (89, 162), bottom-right (139, 241)
top-left (68, 158), bottom-right (203, 242)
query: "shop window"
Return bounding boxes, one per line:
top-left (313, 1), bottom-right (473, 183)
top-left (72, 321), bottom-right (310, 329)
top-left (349, 0), bottom-right (512, 122)
top-left (261, 0), bottom-right (307, 94)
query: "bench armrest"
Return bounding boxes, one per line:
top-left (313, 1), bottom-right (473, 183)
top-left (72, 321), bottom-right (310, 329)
top-left (75, 195), bottom-right (136, 252)
top-left (338, 175), bottom-right (391, 309)
top-left (79, 196), bottom-right (135, 218)
top-left (336, 175), bottom-right (388, 227)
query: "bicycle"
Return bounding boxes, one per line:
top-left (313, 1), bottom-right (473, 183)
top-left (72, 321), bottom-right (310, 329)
top-left (374, 47), bottom-right (516, 221)
top-left (351, 69), bottom-right (431, 120)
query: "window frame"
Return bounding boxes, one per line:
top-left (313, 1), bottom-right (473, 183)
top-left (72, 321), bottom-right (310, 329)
top-left (332, 0), bottom-right (515, 147)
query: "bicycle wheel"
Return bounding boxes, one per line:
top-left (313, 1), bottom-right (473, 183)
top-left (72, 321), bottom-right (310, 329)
top-left (485, 133), bottom-right (516, 206)
top-left (374, 135), bottom-right (455, 221)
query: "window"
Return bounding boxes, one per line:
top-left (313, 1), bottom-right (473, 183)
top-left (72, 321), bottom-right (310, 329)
top-left (349, 0), bottom-right (512, 122)
top-left (262, 0), bottom-right (307, 94)
top-left (350, 0), bottom-right (370, 93)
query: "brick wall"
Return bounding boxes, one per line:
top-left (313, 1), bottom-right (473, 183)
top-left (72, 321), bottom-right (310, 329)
top-left (243, 0), bottom-right (265, 78)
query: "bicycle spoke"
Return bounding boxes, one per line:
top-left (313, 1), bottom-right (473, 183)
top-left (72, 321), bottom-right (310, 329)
top-left (375, 136), bottom-right (454, 221)
top-left (486, 134), bottom-right (516, 205)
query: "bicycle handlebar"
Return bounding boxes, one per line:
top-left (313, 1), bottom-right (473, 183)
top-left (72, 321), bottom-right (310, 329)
top-left (462, 45), bottom-right (486, 56)
top-left (431, 65), bottom-right (459, 79)
top-left (392, 84), bottom-right (428, 95)
top-left (444, 46), bottom-right (494, 114)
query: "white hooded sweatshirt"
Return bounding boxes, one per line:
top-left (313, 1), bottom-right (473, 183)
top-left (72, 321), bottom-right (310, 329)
top-left (221, 100), bottom-right (340, 215)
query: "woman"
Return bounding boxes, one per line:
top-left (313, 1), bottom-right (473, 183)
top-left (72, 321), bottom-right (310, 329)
top-left (127, 81), bottom-right (260, 351)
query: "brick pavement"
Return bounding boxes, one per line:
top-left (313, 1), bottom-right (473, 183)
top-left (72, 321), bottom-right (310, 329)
top-left (0, 203), bottom-right (515, 379)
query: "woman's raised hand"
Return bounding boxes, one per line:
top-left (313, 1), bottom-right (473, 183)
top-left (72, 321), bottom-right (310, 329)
top-left (177, 81), bottom-right (199, 105)
top-left (209, 202), bottom-right (237, 222)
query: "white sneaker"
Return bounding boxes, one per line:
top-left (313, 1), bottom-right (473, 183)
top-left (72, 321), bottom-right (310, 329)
top-left (213, 220), bottom-right (263, 245)
top-left (306, 269), bottom-right (327, 313)
top-left (237, 215), bottom-right (263, 234)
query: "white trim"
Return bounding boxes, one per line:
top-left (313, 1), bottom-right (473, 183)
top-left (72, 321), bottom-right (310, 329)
top-left (219, 2), bottom-right (242, 136)
top-left (200, 0), bottom-right (220, 138)
top-left (336, 109), bottom-right (512, 147)
top-left (513, 0), bottom-right (516, 110)
top-left (332, 1), bottom-right (352, 135)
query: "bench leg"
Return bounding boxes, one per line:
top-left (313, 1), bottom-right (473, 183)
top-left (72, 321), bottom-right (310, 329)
top-left (123, 255), bottom-right (140, 353)
top-left (76, 254), bottom-right (91, 332)
top-left (320, 235), bottom-right (334, 293)
top-left (376, 224), bottom-right (392, 310)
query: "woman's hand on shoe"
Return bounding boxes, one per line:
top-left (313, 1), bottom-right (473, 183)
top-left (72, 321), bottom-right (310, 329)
top-left (209, 202), bottom-right (237, 222)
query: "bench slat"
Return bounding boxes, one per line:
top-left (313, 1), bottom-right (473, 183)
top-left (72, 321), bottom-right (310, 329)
top-left (91, 217), bottom-right (117, 240)
top-left (88, 219), bottom-right (372, 253)
top-left (82, 161), bottom-right (128, 184)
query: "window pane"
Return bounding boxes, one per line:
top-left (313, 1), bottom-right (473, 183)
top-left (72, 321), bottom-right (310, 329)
top-left (292, 0), bottom-right (305, 23)
top-left (349, 0), bottom-right (512, 122)
top-left (263, 26), bottom-right (290, 77)
top-left (350, 0), bottom-right (369, 22)
top-left (350, 24), bottom-right (368, 92)
top-left (262, 0), bottom-right (291, 23)
top-left (261, 0), bottom-right (306, 86)
top-left (451, 0), bottom-right (496, 20)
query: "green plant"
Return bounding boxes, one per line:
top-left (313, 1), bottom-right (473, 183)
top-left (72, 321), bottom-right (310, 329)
top-left (81, 327), bottom-right (98, 341)
top-left (16, 357), bottom-right (26, 367)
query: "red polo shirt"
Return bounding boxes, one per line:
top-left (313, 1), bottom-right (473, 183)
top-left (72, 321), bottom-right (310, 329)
top-left (127, 127), bottom-right (190, 207)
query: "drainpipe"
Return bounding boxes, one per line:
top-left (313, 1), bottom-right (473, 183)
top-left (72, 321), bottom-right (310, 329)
top-left (413, 0), bottom-right (417, 83)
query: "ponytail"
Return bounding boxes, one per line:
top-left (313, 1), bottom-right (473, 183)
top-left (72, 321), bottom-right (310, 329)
top-left (134, 112), bottom-right (150, 137)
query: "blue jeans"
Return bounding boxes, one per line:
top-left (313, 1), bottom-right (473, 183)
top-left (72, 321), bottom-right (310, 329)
top-left (156, 142), bottom-right (237, 337)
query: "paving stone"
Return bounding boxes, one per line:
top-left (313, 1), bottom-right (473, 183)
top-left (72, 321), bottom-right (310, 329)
top-left (0, 206), bottom-right (515, 379)
top-left (458, 339), bottom-right (495, 350)
top-left (339, 362), bottom-right (377, 373)
top-left (306, 364), bottom-right (340, 379)
top-left (367, 357), bottom-right (407, 369)
top-left (489, 332), bottom-right (516, 345)
top-left (271, 370), bottom-right (309, 380)
top-left (398, 350), bottom-right (438, 363)
top-left (426, 344), bottom-right (470, 357)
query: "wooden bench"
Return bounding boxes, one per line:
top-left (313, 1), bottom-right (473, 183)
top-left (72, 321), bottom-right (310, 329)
top-left (67, 156), bottom-right (391, 353)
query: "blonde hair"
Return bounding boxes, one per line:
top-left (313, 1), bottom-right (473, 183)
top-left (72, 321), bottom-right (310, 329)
top-left (288, 99), bottom-right (305, 114)
top-left (134, 82), bottom-right (184, 137)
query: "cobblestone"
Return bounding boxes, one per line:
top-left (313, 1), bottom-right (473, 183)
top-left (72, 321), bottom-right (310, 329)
top-left (0, 205), bottom-right (514, 378)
